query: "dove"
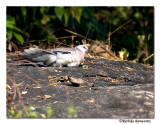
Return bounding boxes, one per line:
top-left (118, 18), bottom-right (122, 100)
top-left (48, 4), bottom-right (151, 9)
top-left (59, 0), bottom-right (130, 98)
top-left (19, 45), bottom-right (89, 67)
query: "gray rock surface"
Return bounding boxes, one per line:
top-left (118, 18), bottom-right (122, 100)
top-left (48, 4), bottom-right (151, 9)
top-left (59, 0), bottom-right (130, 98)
top-left (7, 56), bottom-right (154, 118)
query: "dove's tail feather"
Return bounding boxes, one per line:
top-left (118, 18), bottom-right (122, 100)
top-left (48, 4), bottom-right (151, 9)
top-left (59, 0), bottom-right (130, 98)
top-left (19, 48), bottom-right (39, 57)
top-left (19, 48), bottom-right (57, 65)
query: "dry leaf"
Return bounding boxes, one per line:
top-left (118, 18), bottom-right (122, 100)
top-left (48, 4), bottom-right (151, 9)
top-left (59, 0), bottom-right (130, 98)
top-left (40, 114), bottom-right (46, 118)
top-left (88, 99), bottom-right (95, 104)
top-left (55, 70), bottom-right (62, 73)
top-left (48, 75), bottom-right (53, 79)
top-left (49, 83), bottom-right (57, 86)
top-left (7, 58), bottom-right (12, 62)
top-left (57, 81), bottom-right (61, 83)
top-left (17, 82), bottom-right (23, 86)
top-left (6, 84), bottom-right (12, 90)
top-left (106, 89), bottom-right (111, 92)
top-left (90, 61), bottom-right (95, 64)
top-left (53, 101), bottom-right (58, 104)
top-left (81, 60), bottom-right (85, 65)
top-left (49, 78), bottom-right (54, 82)
top-left (36, 96), bottom-right (41, 98)
top-left (108, 77), bottom-right (125, 84)
top-left (41, 67), bottom-right (48, 70)
top-left (8, 43), bottom-right (12, 51)
top-left (109, 79), bottom-right (120, 83)
top-left (24, 84), bottom-right (30, 89)
top-left (44, 95), bottom-right (52, 99)
top-left (22, 91), bottom-right (27, 95)
top-left (126, 67), bottom-right (134, 71)
top-left (34, 86), bottom-right (42, 89)
top-left (82, 65), bottom-right (89, 69)
top-left (57, 76), bottom-right (68, 82)
top-left (74, 89), bottom-right (79, 92)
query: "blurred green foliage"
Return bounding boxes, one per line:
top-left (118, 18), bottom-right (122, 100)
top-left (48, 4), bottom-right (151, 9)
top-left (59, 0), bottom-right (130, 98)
top-left (7, 16), bottom-right (24, 45)
top-left (8, 105), bottom-right (54, 118)
top-left (6, 7), bottom-right (154, 65)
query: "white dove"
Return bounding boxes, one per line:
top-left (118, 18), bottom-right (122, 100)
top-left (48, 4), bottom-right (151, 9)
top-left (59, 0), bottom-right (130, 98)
top-left (19, 45), bottom-right (89, 67)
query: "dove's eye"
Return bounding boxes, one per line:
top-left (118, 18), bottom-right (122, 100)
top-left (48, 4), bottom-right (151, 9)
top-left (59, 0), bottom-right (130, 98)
top-left (83, 46), bottom-right (86, 49)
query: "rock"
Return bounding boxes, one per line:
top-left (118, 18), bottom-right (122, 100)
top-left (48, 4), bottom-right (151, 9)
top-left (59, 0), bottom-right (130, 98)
top-left (7, 56), bottom-right (154, 118)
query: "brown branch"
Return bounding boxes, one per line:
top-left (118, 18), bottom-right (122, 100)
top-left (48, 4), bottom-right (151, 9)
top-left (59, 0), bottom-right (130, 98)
top-left (15, 73), bottom-right (45, 96)
top-left (64, 29), bottom-right (95, 42)
top-left (7, 66), bottom-right (41, 86)
top-left (100, 45), bottom-right (120, 60)
top-left (56, 36), bottom-right (78, 39)
top-left (14, 73), bottom-right (41, 87)
top-left (7, 66), bottom-right (45, 97)
top-left (65, 85), bottom-right (70, 115)
top-left (25, 39), bottom-right (47, 43)
top-left (7, 39), bottom-right (18, 51)
top-left (106, 19), bottom-right (132, 47)
top-left (7, 75), bottom-right (22, 100)
top-left (109, 19), bottom-right (132, 36)
top-left (13, 59), bottom-right (41, 69)
top-left (144, 53), bottom-right (154, 63)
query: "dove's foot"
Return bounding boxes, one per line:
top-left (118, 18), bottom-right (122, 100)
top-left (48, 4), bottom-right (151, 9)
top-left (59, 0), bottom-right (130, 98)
top-left (52, 63), bottom-right (63, 68)
top-left (67, 62), bottom-right (78, 67)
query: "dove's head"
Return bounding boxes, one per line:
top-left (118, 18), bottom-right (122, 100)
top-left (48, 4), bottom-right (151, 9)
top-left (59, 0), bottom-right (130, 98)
top-left (75, 45), bottom-right (89, 54)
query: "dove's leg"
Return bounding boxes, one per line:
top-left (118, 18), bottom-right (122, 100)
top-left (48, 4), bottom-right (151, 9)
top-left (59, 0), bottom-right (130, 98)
top-left (52, 63), bottom-right (63, 67)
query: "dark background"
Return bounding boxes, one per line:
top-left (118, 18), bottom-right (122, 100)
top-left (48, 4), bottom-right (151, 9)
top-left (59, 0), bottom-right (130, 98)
top-left (6, 7), bottom-right (154, 65)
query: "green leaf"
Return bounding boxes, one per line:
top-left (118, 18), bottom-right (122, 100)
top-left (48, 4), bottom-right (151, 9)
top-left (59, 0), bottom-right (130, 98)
top-left (134, 12), bottom-right (143, 19)
top-left (68, 102), bottom-right (75, 118)
top-left (45, 105), bottom-right (54, 118)
top-left (40, 7), bottom-right (46, 14)
top-left (32, 7), bottom-right (37, 20)
top-left (54, 7), bottom-right (64, 21)
top-left (41, 14), bottom-right (50, 25)
top-left (64, 8), bottom-right (70, 26)
top-left (6, 28), bottom-right (13, 40)
top-left (82, 7), bottom-right (95, 19)
top-left (21, 7), bottom-right (27, 22)
top-left (6, 16), bottom-right (23, 33)
top-left (13, 31), bottom-right (24, 45)
top-left (73, 7), bottom-right (82, 23)
top-left (7, 19), bottom-right (15, 26)
top-left (7, 25), bottom-right (23, 33)
top-left (7, 16), bottom-right (16, 26)
top-left (91, 20), bottom-right (108, 36)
